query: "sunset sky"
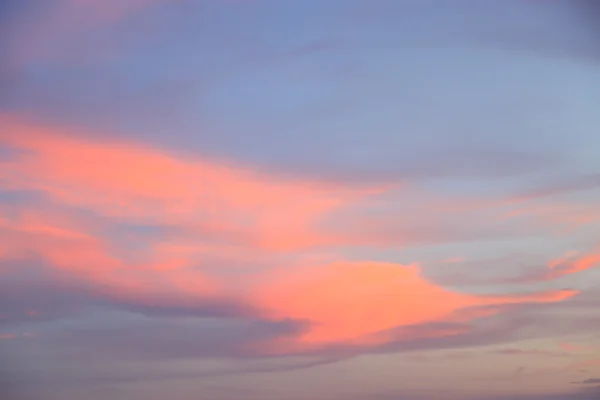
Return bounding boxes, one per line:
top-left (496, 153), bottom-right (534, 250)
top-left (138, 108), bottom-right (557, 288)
top-left (1, 1), bottom-right (600, 399)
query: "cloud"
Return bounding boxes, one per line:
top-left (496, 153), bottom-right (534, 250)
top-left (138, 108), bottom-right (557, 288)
top-left (253, 260), bottom-right (577, 350)
top-left (0, 262), bottom-right (253, 329)
top-left (483, 389), bottom-right (600, 400)
top-left (0, 115), bottom-right (384, 251)
top-left (38, 316), bottom-right (306, 361)
top-left (502, 249), bottom-right (600, 284)
top-left (0, 116), bottom-right (587, 364)
top-left (0, 119), bottom-right (576, 376)
top-left (508, 174), bottom-right (600, 203)
top-left (557, 341), bottom-right (594, 353)
top-left (546, 251), bottom-right (600, 280)
top-left (573, 378), bottom-right (600, 385)
top-left (492, 348), bottom-right (568, 357)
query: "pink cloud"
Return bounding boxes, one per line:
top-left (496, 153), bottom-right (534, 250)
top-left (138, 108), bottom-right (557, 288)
top-left (498, 248), bottom-right (600, 285)
top-left (0, 115), bottom-right (383, 253)
top-left (251, 260), bottom-right (576, 351)
top-left (546, 251), bottom-right (600, 280)
top-left (0, 115), bottom-right (586, 356)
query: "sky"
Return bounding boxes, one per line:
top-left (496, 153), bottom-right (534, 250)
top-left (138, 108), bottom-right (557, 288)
top-left (1, 0), bottom-right (600, 399)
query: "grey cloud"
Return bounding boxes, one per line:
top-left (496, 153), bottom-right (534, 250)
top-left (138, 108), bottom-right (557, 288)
top-left (509, 173), bottom-right (600, 202)
top-left (1, 352), bottom-right (348, 399)
top-left (486, 386), bottom-right (600, 400)
top-left (484, 395), bottom-right (580, 400)
top-left (573, 378), bottom-right (600, 385)
top-left (0, 258), bottom-right (258, 328)
top-left (0, 261), bottom-right (96, 326)
top-left (329, 204), bottom-right (540, 250)
top-left (493, 348), bottom-right (568, 357)
top-left (35, 317), bottom-right (305, 361)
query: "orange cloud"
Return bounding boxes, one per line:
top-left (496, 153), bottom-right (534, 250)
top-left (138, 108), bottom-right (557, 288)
top-left (0, 116), bottom-right (381, 253)
top-left (503, 249), bottom-right (600, 284)
top-left (2, 204), bottom-right (577, 352)
top-left (0, 205), bottom-right (220, 303)
top-left (254, 260), bottom-right (577, 349)
top-left (0, 204), bottom-right (231, 323)
top-left (0, 115), bottom-right (584, 356)
top-left (0, 116), bottom-right (388, 322)
top-left (545, 250), bottom-right (600, 280)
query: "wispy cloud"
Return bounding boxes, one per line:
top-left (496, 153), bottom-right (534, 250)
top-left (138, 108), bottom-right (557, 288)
top-left (573, 378), bottom-right (600, 385)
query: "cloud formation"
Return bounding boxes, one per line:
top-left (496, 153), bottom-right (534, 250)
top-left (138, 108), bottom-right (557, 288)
top-left (1, 109), bottom-right (598, 398)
